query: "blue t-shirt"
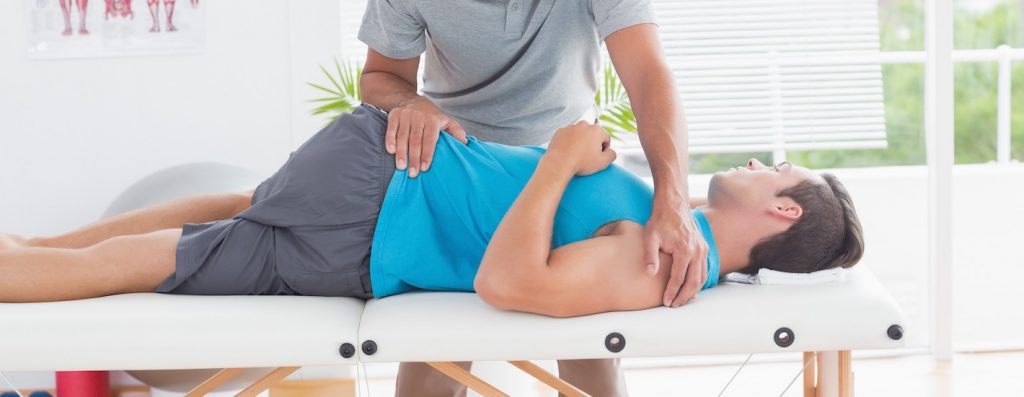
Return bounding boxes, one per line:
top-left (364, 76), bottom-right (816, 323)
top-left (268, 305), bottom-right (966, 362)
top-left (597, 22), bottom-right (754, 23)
top-left (369, 132), bottom-right (719, 297)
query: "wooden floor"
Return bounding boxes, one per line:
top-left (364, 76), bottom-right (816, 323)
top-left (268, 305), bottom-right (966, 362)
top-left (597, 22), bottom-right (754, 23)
top-left (4, 352), bottom-right (1020, 396)
top-left (354, 351), bottom-right (1024, 396)
top-left (623, 351), bottom-right (1024, 396)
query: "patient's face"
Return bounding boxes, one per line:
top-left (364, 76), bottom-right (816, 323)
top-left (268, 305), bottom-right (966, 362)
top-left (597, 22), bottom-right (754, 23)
top-left (708, 158), bottom-right (823, 209)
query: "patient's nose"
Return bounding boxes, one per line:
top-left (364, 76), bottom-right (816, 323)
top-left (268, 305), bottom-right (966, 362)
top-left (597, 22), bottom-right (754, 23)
top-left (747, 158), bottom-right (766, 170)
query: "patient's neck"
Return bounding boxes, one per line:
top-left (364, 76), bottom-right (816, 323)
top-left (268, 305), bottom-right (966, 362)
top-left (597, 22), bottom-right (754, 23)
top-left (698, 206), bottom-right (767, 275)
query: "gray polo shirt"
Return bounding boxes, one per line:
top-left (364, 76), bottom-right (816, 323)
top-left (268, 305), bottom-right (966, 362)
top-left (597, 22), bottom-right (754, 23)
top-left (358, 0), bottom-right (656, 146)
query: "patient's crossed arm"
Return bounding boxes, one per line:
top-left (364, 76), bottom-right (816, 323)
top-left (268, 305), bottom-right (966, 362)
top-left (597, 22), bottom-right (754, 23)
top-left (475, 155), bottom-right (674, 317)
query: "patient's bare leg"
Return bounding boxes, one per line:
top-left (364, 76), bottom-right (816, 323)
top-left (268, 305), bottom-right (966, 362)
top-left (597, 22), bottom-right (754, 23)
top-left (0, 229), bottom-right (180, 303)
top-left (27, 190), bottom-right (253, 249)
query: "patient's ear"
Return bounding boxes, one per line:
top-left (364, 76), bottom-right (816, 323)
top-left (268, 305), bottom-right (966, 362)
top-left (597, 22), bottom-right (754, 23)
top-left (770, 197), bottom-right (802, 221)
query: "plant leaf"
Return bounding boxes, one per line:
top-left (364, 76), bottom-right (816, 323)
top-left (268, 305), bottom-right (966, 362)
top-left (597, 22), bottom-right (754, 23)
top-left (308, 58), bottom-right (364, 122)
top-left (308, 82), bottom-right (342, 96)
top-left (594, 63), bottom-right (637, 137)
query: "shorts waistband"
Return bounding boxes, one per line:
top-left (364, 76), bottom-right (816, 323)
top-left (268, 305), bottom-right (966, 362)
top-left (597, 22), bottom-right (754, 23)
top-left (360, 102), bottom-right (389, 121)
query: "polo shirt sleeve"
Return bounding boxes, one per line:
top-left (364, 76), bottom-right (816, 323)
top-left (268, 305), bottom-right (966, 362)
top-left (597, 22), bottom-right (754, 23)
top-left (590, 0), bottom-right (658, 41)
top-left (357, 0), bottom-right (426, 59)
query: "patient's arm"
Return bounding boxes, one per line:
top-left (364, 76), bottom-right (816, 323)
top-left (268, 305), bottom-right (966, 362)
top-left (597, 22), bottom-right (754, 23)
top-left (483, 227), bottom-right (671, 317)
top-left (475, 136), bottom-right (672, 317)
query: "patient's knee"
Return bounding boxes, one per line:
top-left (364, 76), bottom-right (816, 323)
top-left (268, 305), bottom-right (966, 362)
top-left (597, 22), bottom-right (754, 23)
top-left (86, 230), bottom-right (181, 293)
top-left (229, 189), bottom-right (256, 214)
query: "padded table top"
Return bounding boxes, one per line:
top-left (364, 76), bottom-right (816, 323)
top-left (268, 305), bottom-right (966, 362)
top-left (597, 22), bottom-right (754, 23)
top-left (357, 266), bottom-right (907, 362)
top-left (0, 267), bottom-right (906, 371)
top-left (0, 294), bottom-right (365, 371)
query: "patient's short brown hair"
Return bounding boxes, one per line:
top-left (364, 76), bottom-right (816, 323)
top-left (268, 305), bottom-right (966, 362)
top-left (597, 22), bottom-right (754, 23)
top-left (742, 173), bottom-right (864, 274)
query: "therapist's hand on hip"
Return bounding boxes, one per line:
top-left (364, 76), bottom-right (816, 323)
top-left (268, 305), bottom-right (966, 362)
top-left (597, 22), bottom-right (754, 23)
top-left (386, 96), bottom-right (469, 178)
top-left (645, 196), bottom-right (709, 308)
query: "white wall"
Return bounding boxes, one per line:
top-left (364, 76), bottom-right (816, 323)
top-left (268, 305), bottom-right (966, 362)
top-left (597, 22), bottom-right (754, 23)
top-left (0, 0), bottom-right (346, 238)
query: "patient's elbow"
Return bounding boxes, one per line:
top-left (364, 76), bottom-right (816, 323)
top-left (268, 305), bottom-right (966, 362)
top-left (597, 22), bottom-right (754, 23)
top-left (474, 274), bottom-right (516, 311)
top-left (477, 281), bottom-right (575, 317)
top-left (475, 272), bottom-right (574, 317)
top-left (477, 272), bottom-right (512, 311)
top-left (537, 306), bottom-right (577, 318)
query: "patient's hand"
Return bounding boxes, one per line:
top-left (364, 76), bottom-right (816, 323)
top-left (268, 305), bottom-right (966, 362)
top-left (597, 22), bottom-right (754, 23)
top-left (545, 121), bottom-right (617, 176)
top-left (386, 97), bottom-right (469, 178)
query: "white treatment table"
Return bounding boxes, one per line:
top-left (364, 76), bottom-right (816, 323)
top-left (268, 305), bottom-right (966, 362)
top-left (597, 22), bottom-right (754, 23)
top-left (0, 164), bottom-right (906, 396)
top-left (0, 266), bottom-right (904, 397)
top-left (0, 295), bottom-right (365, 396)
top-left (359, 265), bottom-right (905, 397)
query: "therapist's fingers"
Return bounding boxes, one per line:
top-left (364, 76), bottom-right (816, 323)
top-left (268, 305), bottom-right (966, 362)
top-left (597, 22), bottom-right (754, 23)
top-left (420, 125), bottom-right (441, 172)
top-left (395, 115), bottom-right (411, 170)
top-left (408, 118), bottom-right (426, 178)
top-left (699, 246), bottom-right (708, 290)
top-left (445, 119), bottom-right (469, 145)
top-left (672, 250), bottom-right (704, 307)
top-left (664, 248), bottom-right (690, 307)
top-left (385, 111), bottom-right (400, 154)
top-left (643, 231), bottom-right (661, 276)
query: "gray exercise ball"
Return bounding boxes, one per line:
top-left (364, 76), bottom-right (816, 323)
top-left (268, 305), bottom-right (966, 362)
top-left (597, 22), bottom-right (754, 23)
top-left (103, 162), bottom-right (265, 218)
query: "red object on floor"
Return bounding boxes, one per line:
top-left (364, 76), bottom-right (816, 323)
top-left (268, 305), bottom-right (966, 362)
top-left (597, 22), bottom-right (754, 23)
top-left (55, 371), bottom-right (109, 397)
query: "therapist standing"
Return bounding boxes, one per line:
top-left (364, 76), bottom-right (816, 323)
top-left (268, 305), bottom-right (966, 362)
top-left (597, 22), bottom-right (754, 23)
top-left (357, 0), bottom-right (707, 395)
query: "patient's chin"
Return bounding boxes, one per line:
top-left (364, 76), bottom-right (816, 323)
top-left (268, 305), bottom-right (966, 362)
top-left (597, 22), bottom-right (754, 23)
top-left (708, 172), bottom-right (723, 188)
top-left (707, 174), bottom-right (729, 201)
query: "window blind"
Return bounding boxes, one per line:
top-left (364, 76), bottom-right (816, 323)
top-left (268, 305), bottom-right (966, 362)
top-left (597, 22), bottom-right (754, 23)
top-left (612, 0), bottom-right (888, 155)
top-left (339, 1), bottom-right (368, 61)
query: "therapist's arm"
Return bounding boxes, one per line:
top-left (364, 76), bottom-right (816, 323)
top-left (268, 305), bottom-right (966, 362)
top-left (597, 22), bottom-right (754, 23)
top-left (605, 24), bottom-right (710, 308)
top-left (360, 48), bottom-right (468, 178)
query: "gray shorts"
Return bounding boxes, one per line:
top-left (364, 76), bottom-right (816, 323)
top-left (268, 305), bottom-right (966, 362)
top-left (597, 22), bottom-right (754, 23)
top-left (156, 103), bottom-right (394, 299)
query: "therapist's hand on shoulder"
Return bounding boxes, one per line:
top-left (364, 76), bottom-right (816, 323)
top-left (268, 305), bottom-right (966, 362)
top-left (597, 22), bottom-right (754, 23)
top-left (646, 200), bottom-right (709, 308)
top-left (387, 97), bottom-right (469, 178)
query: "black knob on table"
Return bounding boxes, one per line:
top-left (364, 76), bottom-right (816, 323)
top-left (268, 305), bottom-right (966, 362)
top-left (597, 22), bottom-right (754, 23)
top-left (887, 324), bottom-right (904, 341)
top-left (774, 327), bottom-right (795, 348)
top-left (362, 340), bottom-right (378, 355)
top-left (605, 332), bottom-right (626, 353)
top-left (339, 343), bottom-right (356, 358)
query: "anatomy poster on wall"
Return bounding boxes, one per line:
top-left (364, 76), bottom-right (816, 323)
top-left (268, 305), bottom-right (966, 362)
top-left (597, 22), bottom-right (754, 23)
top-left (27, 0), bottom-right (205, 59)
